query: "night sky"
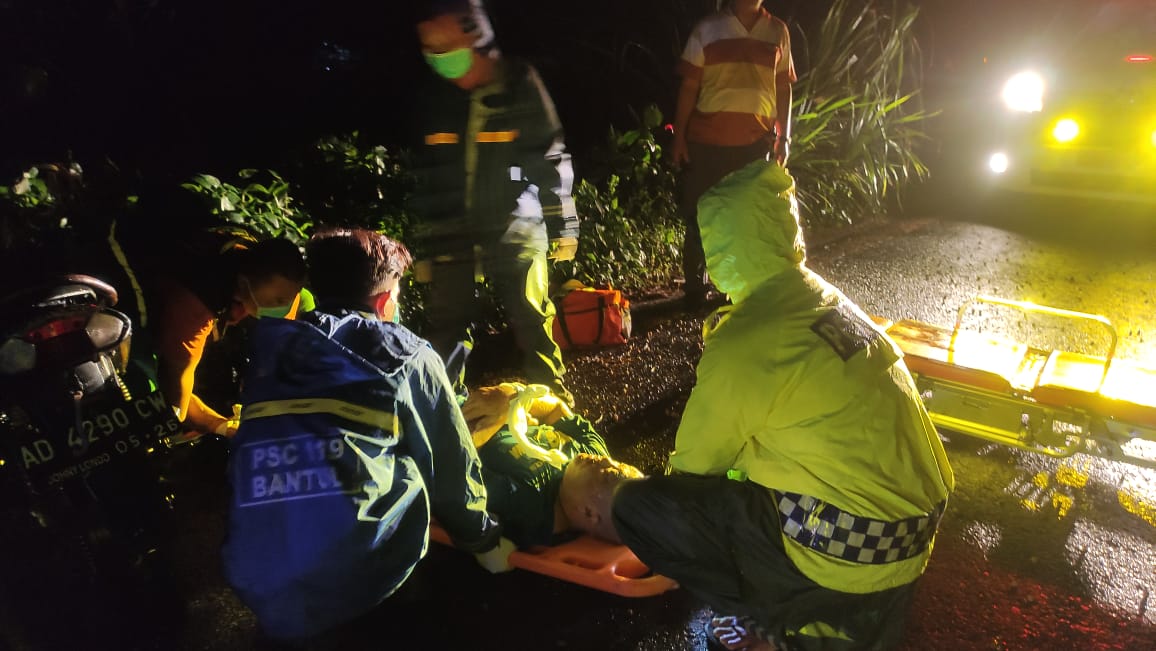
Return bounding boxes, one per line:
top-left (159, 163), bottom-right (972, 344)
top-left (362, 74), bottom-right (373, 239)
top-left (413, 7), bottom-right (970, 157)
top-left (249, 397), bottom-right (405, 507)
top-left (0, 0), bottom-right (1058, 185)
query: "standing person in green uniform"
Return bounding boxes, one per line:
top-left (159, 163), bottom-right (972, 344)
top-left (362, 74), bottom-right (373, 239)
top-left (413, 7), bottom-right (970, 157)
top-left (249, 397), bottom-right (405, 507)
top-left (409, 0), bottom-right (580, 406)
top-left (611, 161), bottom-right (955, 651)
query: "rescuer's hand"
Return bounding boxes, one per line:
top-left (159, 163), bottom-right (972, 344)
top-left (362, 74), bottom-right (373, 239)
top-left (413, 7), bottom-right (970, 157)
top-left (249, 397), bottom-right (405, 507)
top-left (211, 404), bottom-right (242, 437)
top-left (213, 418), bottom-right (239, 437)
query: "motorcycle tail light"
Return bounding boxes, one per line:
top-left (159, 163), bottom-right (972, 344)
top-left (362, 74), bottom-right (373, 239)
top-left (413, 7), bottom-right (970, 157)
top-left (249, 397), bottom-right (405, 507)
top-left (0, 309), bottom-right (132, 375)
top-left (29, 330), bottom-right (93, 370)
top-left (25, 315), bottom-right (87, 343)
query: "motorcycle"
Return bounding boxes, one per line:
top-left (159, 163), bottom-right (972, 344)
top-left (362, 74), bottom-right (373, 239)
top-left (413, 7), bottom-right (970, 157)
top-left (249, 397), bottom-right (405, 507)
top-left (0, 274), bottom-right (183, 650)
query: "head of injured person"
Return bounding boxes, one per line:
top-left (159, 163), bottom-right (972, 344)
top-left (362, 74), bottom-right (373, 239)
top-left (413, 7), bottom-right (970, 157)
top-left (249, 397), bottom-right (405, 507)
top-left (697, 160), bottom-right (806, 304)
top-left (559, 453), bottom-right (644, 544)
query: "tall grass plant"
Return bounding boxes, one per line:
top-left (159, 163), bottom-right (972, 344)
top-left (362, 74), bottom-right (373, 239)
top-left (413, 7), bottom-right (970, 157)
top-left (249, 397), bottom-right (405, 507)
top-left (788, 0), bottom-right (933, 226)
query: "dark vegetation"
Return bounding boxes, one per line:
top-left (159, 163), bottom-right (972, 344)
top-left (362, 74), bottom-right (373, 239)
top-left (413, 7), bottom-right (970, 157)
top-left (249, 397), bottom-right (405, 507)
top-left (1, 0), bottom-right (932, 298)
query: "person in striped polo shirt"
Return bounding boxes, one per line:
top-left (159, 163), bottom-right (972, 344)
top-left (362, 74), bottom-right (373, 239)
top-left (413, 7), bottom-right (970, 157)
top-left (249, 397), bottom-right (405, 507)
top-left (671, 0), bottom-right (796, 308)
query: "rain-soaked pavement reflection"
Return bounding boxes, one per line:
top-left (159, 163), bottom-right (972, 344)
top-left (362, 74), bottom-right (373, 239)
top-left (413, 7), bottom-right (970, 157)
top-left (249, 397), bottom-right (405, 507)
top-left (806, 209), bottom-right (1155, 649)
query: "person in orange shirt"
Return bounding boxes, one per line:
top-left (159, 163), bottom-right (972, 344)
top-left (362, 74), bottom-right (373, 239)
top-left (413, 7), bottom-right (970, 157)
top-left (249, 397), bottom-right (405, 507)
top-left (109, 188), bottom-right (307, 437)
top-left (147, 235), bottom-right (306, 436)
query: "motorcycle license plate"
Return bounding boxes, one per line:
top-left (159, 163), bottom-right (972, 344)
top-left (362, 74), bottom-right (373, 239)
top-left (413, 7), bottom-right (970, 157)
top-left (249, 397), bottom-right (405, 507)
top-left (15, 391), bottom-right (182, 485)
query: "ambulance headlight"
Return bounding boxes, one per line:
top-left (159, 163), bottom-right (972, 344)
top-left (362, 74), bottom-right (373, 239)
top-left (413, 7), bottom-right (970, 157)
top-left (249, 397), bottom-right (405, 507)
top-left (988, 152), bottom-right (1010, 174)
top-left (1002, 71), bottom-right (1044, 113)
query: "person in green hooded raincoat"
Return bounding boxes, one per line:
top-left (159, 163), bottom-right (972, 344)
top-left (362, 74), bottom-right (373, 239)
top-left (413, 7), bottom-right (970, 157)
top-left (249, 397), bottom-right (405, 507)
top-left (611, 160), bottom-right (955, 651)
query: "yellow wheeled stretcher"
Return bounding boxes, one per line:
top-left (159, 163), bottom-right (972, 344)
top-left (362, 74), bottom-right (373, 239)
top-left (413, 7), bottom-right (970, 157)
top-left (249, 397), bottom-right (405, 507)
top-left (876, 296), bottom-right (1156, 469)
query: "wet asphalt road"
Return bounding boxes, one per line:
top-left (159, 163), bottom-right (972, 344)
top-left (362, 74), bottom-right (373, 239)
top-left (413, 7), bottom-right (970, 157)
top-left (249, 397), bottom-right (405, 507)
top-left (803, 201), bottom-right (1156, 651)
top-left (81, 199), bottom-right (1156, 651)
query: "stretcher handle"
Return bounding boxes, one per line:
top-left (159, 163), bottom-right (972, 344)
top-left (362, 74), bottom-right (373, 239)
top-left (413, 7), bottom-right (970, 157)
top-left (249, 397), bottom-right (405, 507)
top-left (952, 295), bottom-right (1117, 392)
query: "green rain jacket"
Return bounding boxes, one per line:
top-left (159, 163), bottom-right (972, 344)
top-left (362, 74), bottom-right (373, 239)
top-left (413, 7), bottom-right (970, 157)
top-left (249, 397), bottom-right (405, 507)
top-left (669, 161), bottom-right (955, 595)
top-left (410, 58), bottom-right (579, 252)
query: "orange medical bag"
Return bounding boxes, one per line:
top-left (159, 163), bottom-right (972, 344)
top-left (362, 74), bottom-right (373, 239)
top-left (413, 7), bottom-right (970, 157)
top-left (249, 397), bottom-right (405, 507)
top-left (551, 284), bottom-right (631, 349)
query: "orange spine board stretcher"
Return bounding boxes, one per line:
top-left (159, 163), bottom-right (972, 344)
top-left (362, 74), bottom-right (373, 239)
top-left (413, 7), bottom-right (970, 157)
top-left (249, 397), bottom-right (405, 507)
top-left (428, 522), bottom-right (679, 598)
top-left (874, 296), bottom-right (1156, 468)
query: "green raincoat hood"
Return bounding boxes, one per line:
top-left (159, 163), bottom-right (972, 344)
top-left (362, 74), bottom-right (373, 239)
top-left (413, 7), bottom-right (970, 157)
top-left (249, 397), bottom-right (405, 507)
top-left (698, 160), bottom-right (805, 304)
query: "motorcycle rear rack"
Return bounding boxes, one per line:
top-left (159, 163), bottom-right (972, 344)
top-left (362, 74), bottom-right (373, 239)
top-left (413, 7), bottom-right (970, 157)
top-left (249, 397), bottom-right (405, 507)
top-left (0, 274), bottom-right (118, 323)
top-left (876, 296), bottom-right (1156, 469)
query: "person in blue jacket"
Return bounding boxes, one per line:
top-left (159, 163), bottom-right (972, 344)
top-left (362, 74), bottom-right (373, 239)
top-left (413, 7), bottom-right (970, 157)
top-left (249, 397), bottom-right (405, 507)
top-left (221, 226), bottom-right (514, 642)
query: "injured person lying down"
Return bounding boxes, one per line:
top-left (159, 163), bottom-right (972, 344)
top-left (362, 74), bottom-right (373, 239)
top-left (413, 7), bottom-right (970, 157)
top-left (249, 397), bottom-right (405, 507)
top-left (460, 383), bottom-right (643, 547)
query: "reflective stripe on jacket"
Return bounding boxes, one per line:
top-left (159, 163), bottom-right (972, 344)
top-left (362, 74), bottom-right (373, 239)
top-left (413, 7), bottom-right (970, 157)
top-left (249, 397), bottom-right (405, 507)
top-left (409, 58), bottom-right (578, 248)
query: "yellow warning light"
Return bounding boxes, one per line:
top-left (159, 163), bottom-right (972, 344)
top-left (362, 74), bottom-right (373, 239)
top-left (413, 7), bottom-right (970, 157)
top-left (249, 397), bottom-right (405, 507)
top-left (1053, 118), bottom-right (1079, 143)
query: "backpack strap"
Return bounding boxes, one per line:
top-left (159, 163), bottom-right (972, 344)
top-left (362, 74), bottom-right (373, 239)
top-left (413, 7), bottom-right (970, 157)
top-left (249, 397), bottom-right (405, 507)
top-left (555, 301), bottom-right (575, 348)
top-left (594, 295), bottom-right (605, 344)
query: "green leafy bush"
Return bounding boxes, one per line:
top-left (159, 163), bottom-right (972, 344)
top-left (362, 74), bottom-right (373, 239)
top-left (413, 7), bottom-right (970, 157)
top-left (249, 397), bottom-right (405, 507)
top-left (289, 131), bottom-right (414, 241)
top-left (0, 163), bottom-right (85, 250)
top-left (788, 0), bottom-right (933, 226)
top-left (180, 169), bottom-right (311, 245)
top-left (179, 133), bottom-right (414, 247)
top-left (557, 104), bottom-right (682, 294)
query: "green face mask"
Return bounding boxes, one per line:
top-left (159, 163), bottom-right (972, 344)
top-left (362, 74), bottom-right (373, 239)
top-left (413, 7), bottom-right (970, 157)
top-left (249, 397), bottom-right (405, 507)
top-left (245, 280), bottom-right (294, 319)
top-left (257, 304), bottom-right (293, 319)
top-left (424, 48), bottom-right (473, 79)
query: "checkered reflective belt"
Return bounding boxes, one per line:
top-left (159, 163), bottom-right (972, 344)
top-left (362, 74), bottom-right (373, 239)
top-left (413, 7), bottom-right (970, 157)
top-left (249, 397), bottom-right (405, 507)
top-left (774, 491), bottom-right (945, 565)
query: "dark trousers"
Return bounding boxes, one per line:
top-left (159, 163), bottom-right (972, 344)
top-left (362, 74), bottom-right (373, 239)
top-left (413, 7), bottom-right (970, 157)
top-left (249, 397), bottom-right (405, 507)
top-left (680, 140), bottom-right (772, 299)
top-left (422, 242), bottom-right (565, 394)
top-left (612, 474), bottom-right (918, 650)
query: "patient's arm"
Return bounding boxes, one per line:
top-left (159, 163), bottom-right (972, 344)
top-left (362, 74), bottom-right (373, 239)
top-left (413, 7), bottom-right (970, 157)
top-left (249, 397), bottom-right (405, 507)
top-left (461, 385), bottom-right (518, 446)
top-left (462, 383), bottom-right (574, 446)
